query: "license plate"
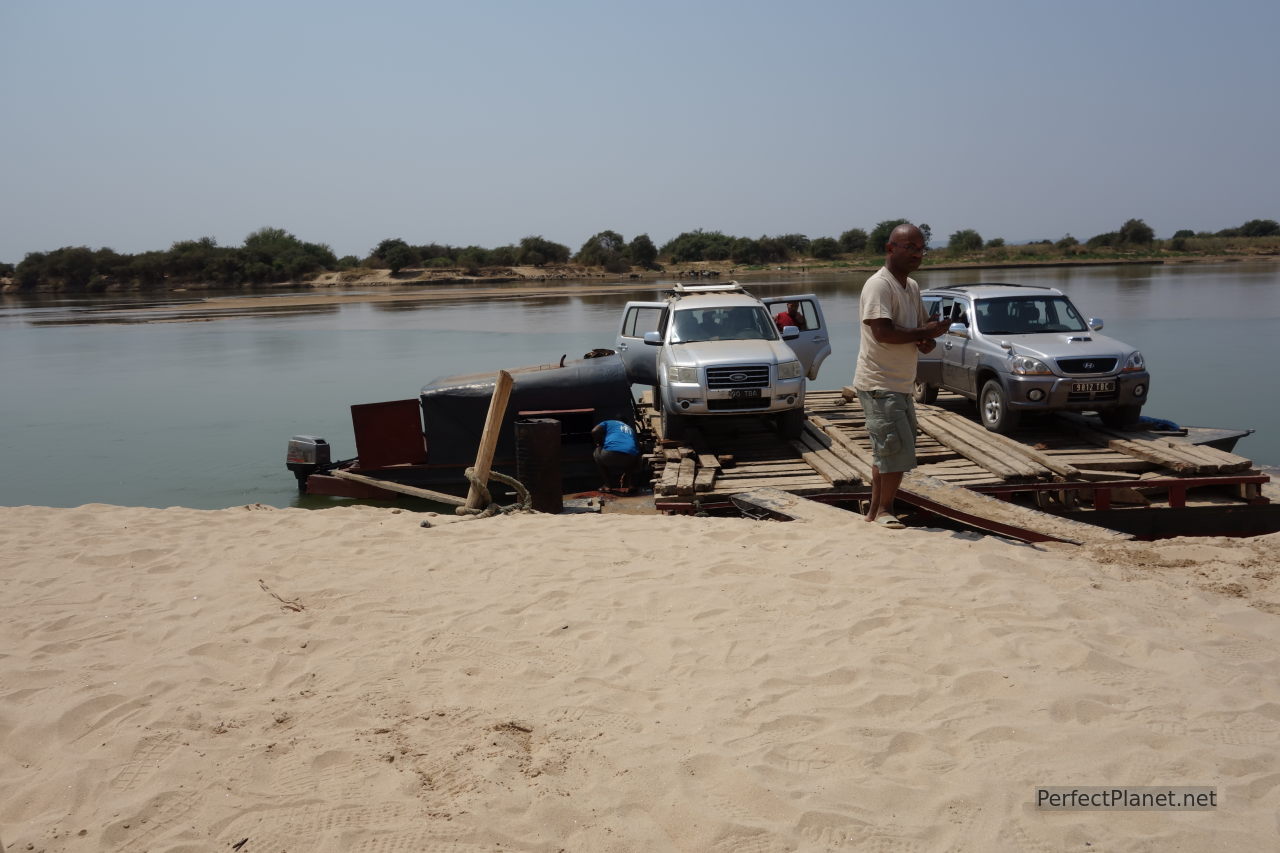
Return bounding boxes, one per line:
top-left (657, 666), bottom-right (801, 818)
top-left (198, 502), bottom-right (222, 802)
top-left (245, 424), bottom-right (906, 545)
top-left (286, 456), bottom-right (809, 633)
top-left (729, 388), bottom-right (761, 399)
top-left (1071, 381), bottom-right (1115, 393)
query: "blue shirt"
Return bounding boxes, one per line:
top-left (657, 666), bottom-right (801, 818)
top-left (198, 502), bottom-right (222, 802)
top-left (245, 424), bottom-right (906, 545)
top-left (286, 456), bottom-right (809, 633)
top-left (598, 420), bottom-right (639, 455)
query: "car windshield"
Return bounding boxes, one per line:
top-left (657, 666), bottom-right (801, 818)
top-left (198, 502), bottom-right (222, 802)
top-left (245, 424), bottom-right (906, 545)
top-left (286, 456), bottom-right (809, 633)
top-left (974, 296), bottom-right (1090, 335)
top-left (671, 306), bottom-right (780, 343)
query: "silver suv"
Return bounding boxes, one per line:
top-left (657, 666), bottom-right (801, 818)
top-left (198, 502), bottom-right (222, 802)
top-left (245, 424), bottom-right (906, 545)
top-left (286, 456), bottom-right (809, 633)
top-left (616, 283), bottom-right (831, 440)
top-left (916, 283), bottom-right (1150, 433)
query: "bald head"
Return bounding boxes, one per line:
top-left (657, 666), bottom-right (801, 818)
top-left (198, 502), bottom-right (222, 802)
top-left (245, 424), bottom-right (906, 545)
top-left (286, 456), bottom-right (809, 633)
top-left (885, 222), bottom-right (926, 280)
top-left (887, 223), bottom-right (923, 250)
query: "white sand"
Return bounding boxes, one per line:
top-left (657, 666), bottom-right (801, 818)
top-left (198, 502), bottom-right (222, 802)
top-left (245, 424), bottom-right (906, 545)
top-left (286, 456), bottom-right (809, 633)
top-left (1, 503), bottom-right (1278, 852)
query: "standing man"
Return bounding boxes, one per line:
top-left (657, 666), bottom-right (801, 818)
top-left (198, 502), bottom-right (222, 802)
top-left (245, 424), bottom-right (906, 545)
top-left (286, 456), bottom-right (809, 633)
top-left (853, 223), bottom-right (949, 528)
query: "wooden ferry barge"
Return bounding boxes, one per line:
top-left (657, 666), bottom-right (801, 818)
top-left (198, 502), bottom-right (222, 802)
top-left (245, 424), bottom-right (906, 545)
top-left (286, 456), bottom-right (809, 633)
top-left (285, 354), bottom-right (1274, 540)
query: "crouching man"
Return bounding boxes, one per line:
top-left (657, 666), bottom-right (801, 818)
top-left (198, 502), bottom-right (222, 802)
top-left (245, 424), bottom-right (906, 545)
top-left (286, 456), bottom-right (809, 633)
top-left (591, 418), bottom-right (640, 495)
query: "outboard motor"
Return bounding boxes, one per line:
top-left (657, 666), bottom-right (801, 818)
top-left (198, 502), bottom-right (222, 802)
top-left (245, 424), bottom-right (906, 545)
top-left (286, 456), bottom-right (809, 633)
top-left (286, 435), bottom-right (330, 492)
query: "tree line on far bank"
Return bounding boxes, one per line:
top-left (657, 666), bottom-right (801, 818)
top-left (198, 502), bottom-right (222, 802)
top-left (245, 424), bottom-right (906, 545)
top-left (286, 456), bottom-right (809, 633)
top-left (4, 218), bottom-right (1277, 292)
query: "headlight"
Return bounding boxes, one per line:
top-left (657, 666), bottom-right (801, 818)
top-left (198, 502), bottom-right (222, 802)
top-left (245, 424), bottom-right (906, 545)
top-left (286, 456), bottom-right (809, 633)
top-left (667, 365), bottom-right (698, 383)
top-left (1010, 355), bottom-right (1052, 375)
top-left (1123, 351), bottom-right (1145, 372)
top-left (777, 360), bottom-right (803, 380)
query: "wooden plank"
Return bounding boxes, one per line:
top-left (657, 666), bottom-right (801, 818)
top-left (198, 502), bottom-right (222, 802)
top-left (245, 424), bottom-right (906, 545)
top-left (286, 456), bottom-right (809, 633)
top-left (788, 439), bottom-right (853, 487)
top-left (694, 467), bottom-right (718, 493)
top-left (696, 453), bottom-right (721, 470)
top-left (715, 465), bottom-right (824, 478)
top-left (675, 457), bottom-right (698, 496)
top-left (464, 369), bottom-right (514, 511)
top-left (927, 408), bottom-right (1080, 478)
top-left (656, 456), bottom-right (680, 495)
top-left (713, 477), bottom-right (832, 491)
top-left (917, 413), bottom-right (1038, 480)
top-left (1074, 469), bottom-right (1145, 482)
top-left (1053, 414), bottom-right (1256, 474)
top-left (897, 473), bottom-right (1133, 544)
top-left (1162, 439), bottom-right (1253, 472)
top-left (718, 461), bottom-right (812, 474)
top-left (1056, 416), bottom-right (1200, 473)
top-left (798, 430), bottom-right (862, 484)
top-left (809, 416), bottom-right (875, 481)
top-left (730, 488), bottom-right (860, 524)
top-left (332, 469), bottom-right (465, 506)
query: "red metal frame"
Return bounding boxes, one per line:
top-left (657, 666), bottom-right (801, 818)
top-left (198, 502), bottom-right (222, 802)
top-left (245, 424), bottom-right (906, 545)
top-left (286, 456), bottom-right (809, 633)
top-left (969, 474), bottom-right (1271, 510)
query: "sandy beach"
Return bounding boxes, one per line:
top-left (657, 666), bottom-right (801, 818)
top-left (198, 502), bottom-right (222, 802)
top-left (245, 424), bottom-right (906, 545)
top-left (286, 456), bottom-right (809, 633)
top-left (2, 503), bottom-right (1278, 851)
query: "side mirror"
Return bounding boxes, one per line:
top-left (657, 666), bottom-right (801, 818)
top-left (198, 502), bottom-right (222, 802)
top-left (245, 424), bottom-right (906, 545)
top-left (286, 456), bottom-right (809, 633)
top-left (643, 331), bottom-right (663, 346)
top-left (948, 321), bottom-right (969, 337)
top-left (1088, 318), bottom-right (1104, 330)
top-left (781, 324), bottom-right (800, 340)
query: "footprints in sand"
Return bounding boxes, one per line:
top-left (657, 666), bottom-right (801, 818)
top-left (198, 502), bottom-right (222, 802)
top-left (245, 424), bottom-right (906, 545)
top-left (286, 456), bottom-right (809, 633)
top-left (422, 632), bottom-right (580, 677)
top-left (795, 811), bottom-right (924, 852)
top-left (550, 705), bottom-right (642, 734)
top-left (348, 833), bottom-right (494, 852)
top-left (707, 830), bottom-right (792, 853)
top-left (218, 804), bottom-right (415, 852)
top-left (104, 790), bottom-right (200, 852)
top-left (109, 731), bottom-right (180, 792)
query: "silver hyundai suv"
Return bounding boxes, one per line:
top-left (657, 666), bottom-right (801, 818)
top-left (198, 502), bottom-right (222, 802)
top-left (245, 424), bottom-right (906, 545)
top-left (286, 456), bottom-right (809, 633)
top-left (616, 283), bottom-right (831, 440)
top-left (916, 283), bottom-right (1150, 433)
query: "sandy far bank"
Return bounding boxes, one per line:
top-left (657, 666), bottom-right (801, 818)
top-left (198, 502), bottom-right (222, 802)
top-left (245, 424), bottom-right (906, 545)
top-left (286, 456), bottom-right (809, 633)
top-left (129, 254), bottom-right (1278, 320)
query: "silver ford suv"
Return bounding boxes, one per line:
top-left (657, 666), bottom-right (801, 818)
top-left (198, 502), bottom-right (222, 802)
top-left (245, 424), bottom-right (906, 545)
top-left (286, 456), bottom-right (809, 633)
top-left (916, 283), bottom-right (1150, 433)
top-left (616, 283), bottom-right (831, 440)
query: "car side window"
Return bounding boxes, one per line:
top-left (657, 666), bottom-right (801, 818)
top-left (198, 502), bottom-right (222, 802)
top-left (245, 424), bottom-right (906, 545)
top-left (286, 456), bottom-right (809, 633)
top-left (792, 300), bottom-right (818, 330)
top-left (624, 306), bottom-right (662, 338)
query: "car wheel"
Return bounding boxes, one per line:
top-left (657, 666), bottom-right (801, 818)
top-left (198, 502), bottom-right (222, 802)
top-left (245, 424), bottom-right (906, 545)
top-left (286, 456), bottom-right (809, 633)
top-left (778, 408), bottom-right (805, 439)
top-left (1099, 405), bottom-right (1142, 429)
top-left (979, 379), bottom-right (1020, 434)
top-left (659, 406), bottom-right (684, 442)
top-left (913, 379), bottom-right (939, 404)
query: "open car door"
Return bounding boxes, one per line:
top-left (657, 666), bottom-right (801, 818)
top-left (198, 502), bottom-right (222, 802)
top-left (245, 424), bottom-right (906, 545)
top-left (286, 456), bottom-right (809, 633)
top-left (917, 293), bottom-right (944, 388)
top-left (616, 301), bottom-right (665, 386)
top-left (761, 294), bottom-right (831, 379)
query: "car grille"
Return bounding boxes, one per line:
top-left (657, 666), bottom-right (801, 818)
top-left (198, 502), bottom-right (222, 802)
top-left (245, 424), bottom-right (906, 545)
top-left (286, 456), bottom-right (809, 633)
top-left (708, 397), bottom-right (772, 411)
top-left (1056, 357), bottom-right (1117, 374)
top-left (706, 365), bottom-right (770, 389)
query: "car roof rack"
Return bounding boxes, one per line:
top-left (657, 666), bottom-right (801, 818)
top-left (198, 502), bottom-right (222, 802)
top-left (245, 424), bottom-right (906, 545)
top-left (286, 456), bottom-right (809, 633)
top-left (671, 281), bottom-right (745, 295)
top-left (929, 282), bottom-right (1053, 292)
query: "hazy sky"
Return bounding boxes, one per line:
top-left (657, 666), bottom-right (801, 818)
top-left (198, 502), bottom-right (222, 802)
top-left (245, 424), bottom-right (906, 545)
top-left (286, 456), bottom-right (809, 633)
top-left (3, 0), bottom-right (1277, 263)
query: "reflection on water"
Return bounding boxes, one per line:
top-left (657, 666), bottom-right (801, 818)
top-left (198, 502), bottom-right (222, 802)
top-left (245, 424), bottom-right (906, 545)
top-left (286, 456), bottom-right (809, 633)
top-left (2, 261), bottom-right (1278, 509)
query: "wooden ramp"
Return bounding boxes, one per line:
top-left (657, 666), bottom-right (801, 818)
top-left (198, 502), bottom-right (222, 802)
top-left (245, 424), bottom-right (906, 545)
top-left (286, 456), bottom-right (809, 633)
top-left (730, 485), bottom-right (1132, 544)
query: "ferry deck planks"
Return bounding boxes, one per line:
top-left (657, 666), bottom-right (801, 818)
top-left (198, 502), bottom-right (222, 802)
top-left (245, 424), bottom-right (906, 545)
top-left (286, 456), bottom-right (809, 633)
top-left (645, 389), bottom-right (1270, 541)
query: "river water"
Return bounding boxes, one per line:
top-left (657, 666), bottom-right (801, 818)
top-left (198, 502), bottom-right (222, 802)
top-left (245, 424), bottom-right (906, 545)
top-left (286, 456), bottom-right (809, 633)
top-left (2, 261), bottom-right (1277, 509)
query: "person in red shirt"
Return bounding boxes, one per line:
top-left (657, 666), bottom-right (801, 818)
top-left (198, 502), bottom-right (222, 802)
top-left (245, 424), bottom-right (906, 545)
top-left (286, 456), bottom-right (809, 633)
top-left (773, 301), bottom-right (806, 332)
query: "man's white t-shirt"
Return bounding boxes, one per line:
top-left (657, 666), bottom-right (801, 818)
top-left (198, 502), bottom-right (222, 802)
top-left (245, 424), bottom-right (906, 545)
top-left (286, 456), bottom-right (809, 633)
top-left (853, 266), bottom-right (927, 394)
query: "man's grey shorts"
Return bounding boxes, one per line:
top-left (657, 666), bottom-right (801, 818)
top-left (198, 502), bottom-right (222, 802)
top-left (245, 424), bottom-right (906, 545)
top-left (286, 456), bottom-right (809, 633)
top-left (856, 389), bottom-right (919, 474)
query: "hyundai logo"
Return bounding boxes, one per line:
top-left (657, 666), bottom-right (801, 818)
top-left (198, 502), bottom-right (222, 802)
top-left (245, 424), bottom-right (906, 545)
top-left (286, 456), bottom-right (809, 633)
top-left (729, 372), bottom-right (748, 382)
top-left (1083, 361), bottom-right (1095, 370)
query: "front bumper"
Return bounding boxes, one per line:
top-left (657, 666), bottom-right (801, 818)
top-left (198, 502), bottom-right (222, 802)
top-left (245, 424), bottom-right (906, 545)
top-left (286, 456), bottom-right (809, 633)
top-left (1005, 371), bottom-right (1150, 411)
top-left (664, 378), bottom-right (806, 415)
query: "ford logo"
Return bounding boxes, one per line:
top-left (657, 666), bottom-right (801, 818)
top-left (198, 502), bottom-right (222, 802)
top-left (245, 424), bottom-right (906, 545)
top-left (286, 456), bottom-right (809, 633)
top-left (729, 372), bottom-right (748, 382)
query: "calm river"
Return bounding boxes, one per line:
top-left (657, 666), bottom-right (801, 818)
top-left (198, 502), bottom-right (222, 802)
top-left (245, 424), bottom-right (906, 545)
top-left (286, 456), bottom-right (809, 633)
top-left (2, 261), bottom-right (1277, 509)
